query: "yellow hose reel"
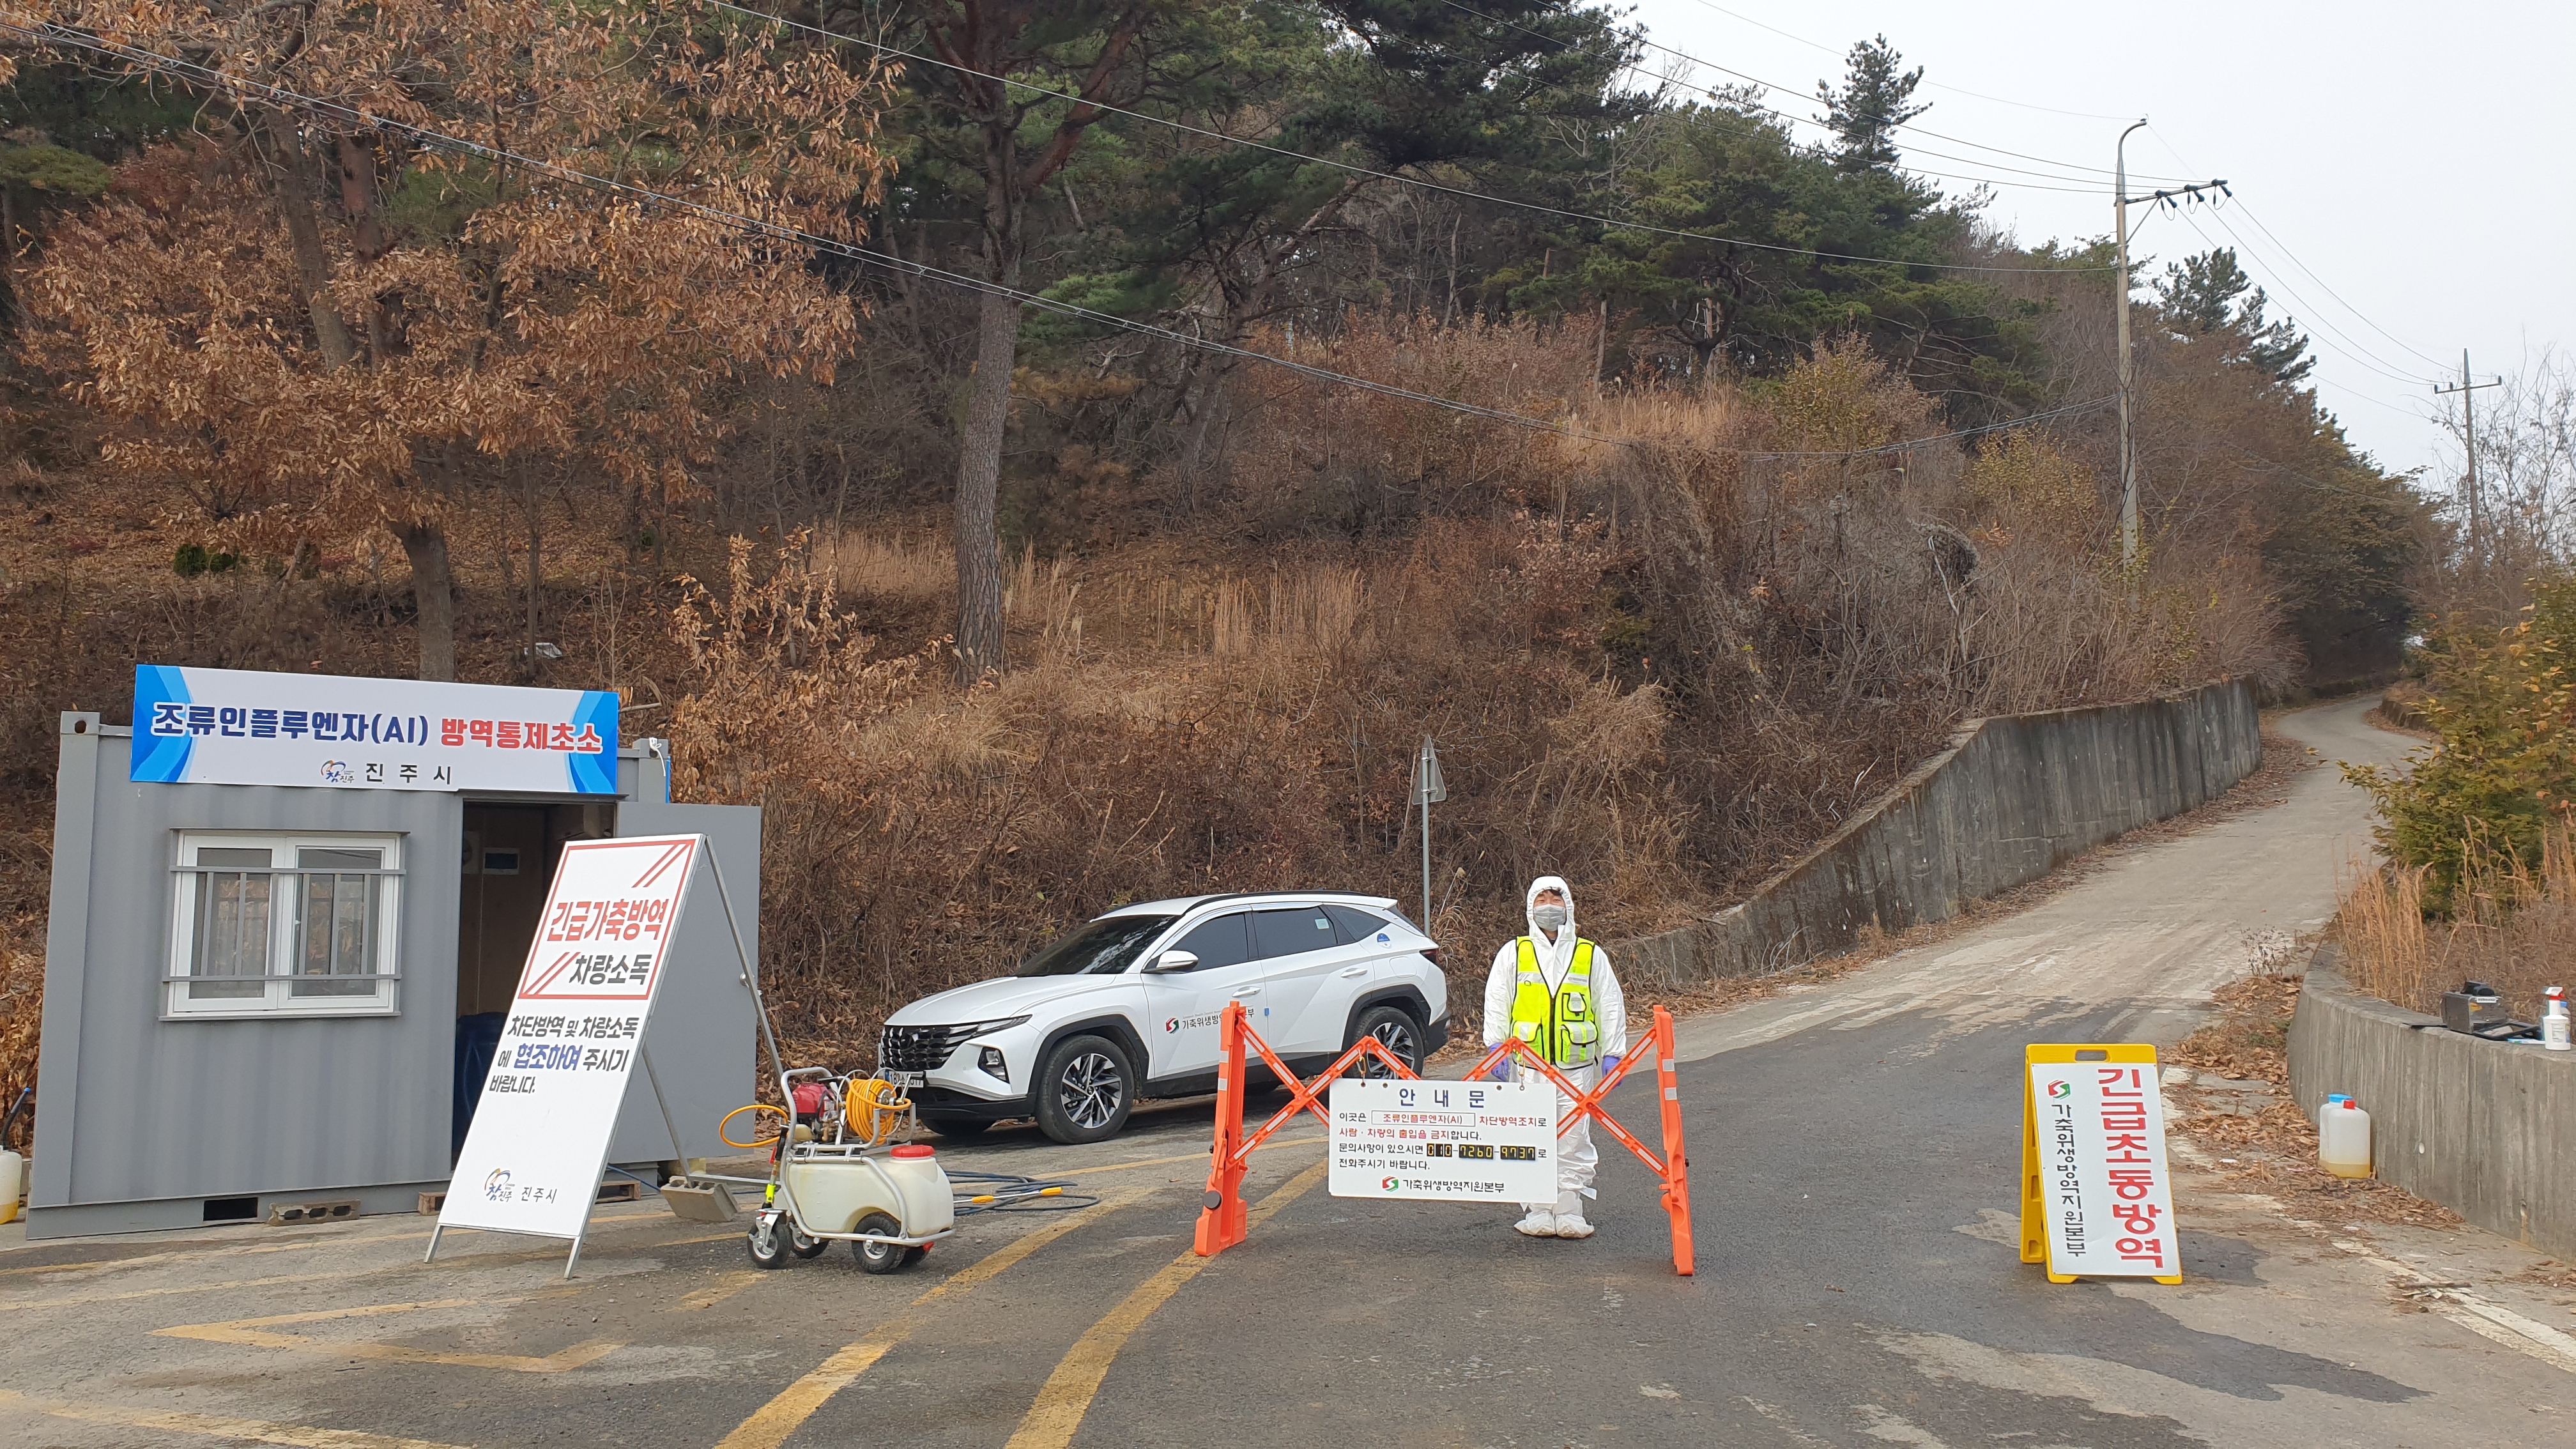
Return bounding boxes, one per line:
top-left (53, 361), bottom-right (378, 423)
top-left (843, 1077), bottom-right (912, 1144)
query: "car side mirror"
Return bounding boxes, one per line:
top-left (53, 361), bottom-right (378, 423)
top-left (1146, 949), bottom-right (1199, 974)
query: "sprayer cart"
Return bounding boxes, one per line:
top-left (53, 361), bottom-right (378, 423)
top-left (673, 1068), bottom-right (954, 1273)
top-left (662, 921), bottom-right (1092, 1273)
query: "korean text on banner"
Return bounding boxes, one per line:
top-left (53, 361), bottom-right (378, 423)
top-left (441, 836), bottom-right (700, 1243)
top-left (2023, 1045), bottom-right (2182, 1285)
top-left (1328, 1077), bottom-right (1556, 1203)
top-left (130, 664), bottom-right (620, 794)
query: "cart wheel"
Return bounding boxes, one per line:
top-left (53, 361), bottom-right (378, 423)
top-left (789, 1223), bottom-right (829, 1259)
top-left (851, 1213), bottom-right (921, 1275)
top-left (746, 1214), bottom-right (793, 1270)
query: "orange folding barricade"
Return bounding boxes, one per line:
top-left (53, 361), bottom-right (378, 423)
top-left (1193, 1001), bottom-right (1695, 1275)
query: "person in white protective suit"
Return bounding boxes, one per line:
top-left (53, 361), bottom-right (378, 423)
top-left (1478, 875), bottom-right (1626, 1239)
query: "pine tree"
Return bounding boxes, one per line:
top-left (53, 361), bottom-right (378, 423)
top-left (2156, 247), bottom-right (2313, 385)
top-left (1816, 34), bottom-right (1924, 174)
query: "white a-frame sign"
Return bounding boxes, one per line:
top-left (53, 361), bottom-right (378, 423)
top-left (433, 834), bottom-right (702, 1275)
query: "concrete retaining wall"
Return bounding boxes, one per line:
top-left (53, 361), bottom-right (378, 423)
top-left (1619, 678), bottom-right (2262, 991)
top-left (2287, 954), bottom-right (2576, 1260)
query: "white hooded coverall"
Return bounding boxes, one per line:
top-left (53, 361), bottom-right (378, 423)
top-left (1483, 875), bottom-right (1627, 1219)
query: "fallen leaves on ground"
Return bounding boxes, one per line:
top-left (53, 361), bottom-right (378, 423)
top-left (2169, 970), bottom-right (2462, 1230)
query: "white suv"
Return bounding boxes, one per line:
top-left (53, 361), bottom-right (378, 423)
top-left (879, 893), bottom-right (1448, 1144)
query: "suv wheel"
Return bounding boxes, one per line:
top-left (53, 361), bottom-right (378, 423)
top-left (1036, 1034), bottom-right (1134, 1144)
top-left (1350, 1004), bottom-right (1423, 1077)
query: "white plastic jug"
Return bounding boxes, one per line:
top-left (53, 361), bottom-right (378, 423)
top-left (2544, 986), bottom-right (2571, 1052)
top-left (0, 1148), bottom-right (22, 1226)
top-left (2319, 1097), bottom-right (2372, 1179)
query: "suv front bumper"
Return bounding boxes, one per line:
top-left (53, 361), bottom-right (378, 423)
top-left (910, 1083), bottom-right (1033, 1123)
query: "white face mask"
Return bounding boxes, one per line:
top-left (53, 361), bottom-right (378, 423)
top-left (1531, 903), bottom-right (1568, 931)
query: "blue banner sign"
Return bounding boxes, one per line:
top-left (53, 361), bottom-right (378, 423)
top-left (131, 666), bottom-right (620, 795)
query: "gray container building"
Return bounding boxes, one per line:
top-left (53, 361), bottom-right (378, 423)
top-left (29, 705), bottom-right (758, 1239)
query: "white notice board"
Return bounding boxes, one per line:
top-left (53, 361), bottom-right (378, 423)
top-left (441, 835), bottom-right (702, 1245)
top-left (2029, 1060), bottom-right (2181, 1280)
top-left (1328, 1078), bottom-right (1556, 1202)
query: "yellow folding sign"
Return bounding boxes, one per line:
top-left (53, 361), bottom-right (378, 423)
top-left (2021, 1043), bottom-right (2183, 1285)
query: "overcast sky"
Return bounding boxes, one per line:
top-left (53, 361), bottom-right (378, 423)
top-left (1623, 0), bottom-right (2572, 483)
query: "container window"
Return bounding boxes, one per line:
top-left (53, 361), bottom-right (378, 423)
top-left (169, 833), bottom-right (402, 1017)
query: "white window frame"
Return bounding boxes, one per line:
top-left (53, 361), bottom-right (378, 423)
top-left (165, 831), bottom-right (404, 1018)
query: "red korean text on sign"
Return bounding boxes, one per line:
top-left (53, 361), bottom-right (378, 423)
top-left (2097, 1067), bottom-right (2167, 1269)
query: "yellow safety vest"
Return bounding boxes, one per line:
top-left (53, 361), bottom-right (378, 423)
top-left (1510, 937), bottom-right (1601, 1067)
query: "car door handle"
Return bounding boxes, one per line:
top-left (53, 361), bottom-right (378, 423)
top-left (1231, 987), bottom-right (1262, 998)
top-left (1337, 966), bottom-right (1368, 977)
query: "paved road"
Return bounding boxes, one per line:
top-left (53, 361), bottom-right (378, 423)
top-left (9, 697), bottom-right (2574, 1448)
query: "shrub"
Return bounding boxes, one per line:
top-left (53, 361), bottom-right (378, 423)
top-left (2344, 576), bottom-right (2576, 908)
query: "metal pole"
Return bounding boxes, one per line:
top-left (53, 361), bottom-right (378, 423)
top-left (709, 846), bottom-right (787, 1100)
top-left (709, 842), bottom-right (806, 1234)
top-left (2462, 349), bottom-right (2480, 564)
top-left (1420, 778), bottom-right (1431, 933)
top-left (2115, 119), bottom-right (2147, 585)
top-left (640, 1045), bottom-right (687, 1165)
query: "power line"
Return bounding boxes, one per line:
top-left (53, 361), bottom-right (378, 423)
top-left (1605, 20), bottom-right (2197, 183)
top-left (2147, 127), bottom-right (2444, 382)
top-left (1673, 0), bottom-right (2139, 122)
top-left (0, 18), bottom-right (2112, 464)
top-left (2163, 204), bottom-right (2439, 389)
top-left (1751, 394), bottom-right (2115, 459)
top-left (2221, 196), bottom-right (2448, 371)
top-left (1436, 0), bottom-right (2141, 193)
top-left (2214, 440), bottom-right (2428, 509)
top-left (694, 0), bottom-right (2118, 274)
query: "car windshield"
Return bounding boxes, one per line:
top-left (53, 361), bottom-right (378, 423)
top-left (1013, 914), bottom-right (1179, 977)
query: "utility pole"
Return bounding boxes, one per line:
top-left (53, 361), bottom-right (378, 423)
top-left (2114, 119), bottom-right (2147, 581)
top-left (2112, 120), bottom-right (2227, 586)
top-left (2434, 351), bottom-right (2502, 569)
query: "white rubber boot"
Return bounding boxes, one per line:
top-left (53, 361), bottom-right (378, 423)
top-left (1514, 1209), bottom-right (1558, 1237)
top-left (1552, 1213), bottom-right (1596, 1239)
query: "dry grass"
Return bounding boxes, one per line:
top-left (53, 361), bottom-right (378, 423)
top-left (0, 316), bottom-right (2307, 1100)
top-left (814, 529), bottom-right (953, 604)
top-left (2336, 821), bottom-right (2576, 1020)
top-left (663, 528), bottom-right (1708, 1062)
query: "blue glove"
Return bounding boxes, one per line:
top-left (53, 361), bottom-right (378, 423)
top-left (1600, 1054), bottom-right (1623, 1081)
top-left (1482, 1059), bottom-right (1513, 1084)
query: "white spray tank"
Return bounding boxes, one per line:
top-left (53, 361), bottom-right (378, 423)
top-left (2319, 1094), bottom-right (2373, 1179)
top-left (2545, 986), bottom-right (2572, 1052)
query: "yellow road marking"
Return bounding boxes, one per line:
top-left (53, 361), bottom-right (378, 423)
top-left (675, 1271), bottom-right (765, 1311)
top-left (155, 1296), bottom-right (623, 1373)
top-left (714, 1186), bottom-right (1152, 1449)
top-left (1004, 1162), bottom-right (1328, 1449)
top-left (0, 1388), bottom-right (470, 1448)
